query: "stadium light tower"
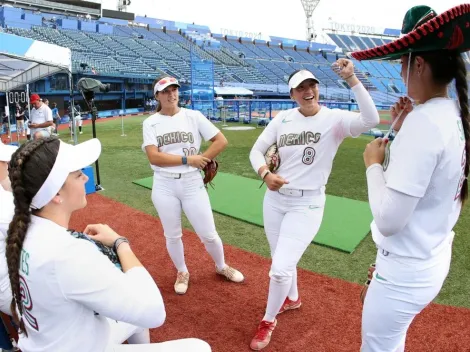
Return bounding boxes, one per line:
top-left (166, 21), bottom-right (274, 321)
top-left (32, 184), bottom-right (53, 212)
top-left (117, 0), bottom-right (131, 11)
top-left (301, 0), bottom-right (321, 42)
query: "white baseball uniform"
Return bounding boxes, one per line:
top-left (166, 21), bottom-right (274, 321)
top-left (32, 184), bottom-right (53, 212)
top-left (30, 103), bottom-right (53, 138)
top-left (0, 186), bottom-right (13, 316)
top-left (17, 215), bottom-right (166, 352)
top-left (142, 108), bottom-right (227, 274)
top-left (362, 97), bottom-right (464, 352)
top-left (249, 83), bottom-right (380, 322)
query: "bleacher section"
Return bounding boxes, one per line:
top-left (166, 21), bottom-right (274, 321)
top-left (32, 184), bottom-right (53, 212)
top-left (0, 5), bottom-right (417, 103)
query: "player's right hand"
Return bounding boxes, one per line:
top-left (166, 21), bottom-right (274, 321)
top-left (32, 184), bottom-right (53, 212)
top-left (188, 155), bottom-right (211, 169)
top-left (265, 173), bottom-right (289, 191)
top-left (390, 97), bottom-right (413, 132)
top-left (84, 224), bottom-right (123, 248)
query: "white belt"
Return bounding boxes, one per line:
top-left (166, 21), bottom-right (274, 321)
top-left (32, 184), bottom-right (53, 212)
top-left (158, 170), bottom-right (199, 179)
top-left (277, 188), bottom-right (322, 197)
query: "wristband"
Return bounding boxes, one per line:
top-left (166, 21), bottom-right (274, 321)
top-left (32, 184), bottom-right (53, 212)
top-left (261, 169), bottom-right (271, 180)
top-left (182, 156), bottom-right (187, 165)
top-left (113, 237), bottom-right (129, 252)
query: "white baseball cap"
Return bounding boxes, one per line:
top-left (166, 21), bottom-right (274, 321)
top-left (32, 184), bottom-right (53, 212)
top-left (0, 143), bottom-right (17, 162)
top-left (153, 76), bottom-right (181, 95)
top-left (30, 138), bottom-right (101, 210)
top-left (288, 70), bottom-right (320, 90)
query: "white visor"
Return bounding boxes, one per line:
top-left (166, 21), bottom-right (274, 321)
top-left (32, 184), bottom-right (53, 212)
top-left (0, 143), bottom-right (18, 162)
top-left (288, 70), bottom-right (320, 89)
top-left (154, 77), bottom-right (180, 95)
top-left (30, 138), bottom-right (101, 210)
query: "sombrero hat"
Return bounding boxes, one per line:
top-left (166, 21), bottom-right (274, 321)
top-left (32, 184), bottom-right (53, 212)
top-left (350, 4), bottom-right (470, 61)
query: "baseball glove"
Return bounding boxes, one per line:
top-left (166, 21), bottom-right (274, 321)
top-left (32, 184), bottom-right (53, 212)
top-left (68, 229), bottom-right (122, 271)
top-left (265, 143), bottom-right (280, 173)
top-left (202, 159), bottom-right (219, 189)
top-left (360, 263), bottom-right (376, 304)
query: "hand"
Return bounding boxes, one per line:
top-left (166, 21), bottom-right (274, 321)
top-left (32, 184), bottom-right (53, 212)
top-left (29, 123), bottom-right (37, 128)
top-left (83, 224), bottom-right (123, 247)
top-left (265, 173), bottom-right (289, 191)
top-left (331, 58), bottom-right (355, 79)
top-left (363, 138), bottom-right (388, 168)
top-left (188, 155), bottom-right (211, 169)
top-left (390, 97), bottom-right (413, 132)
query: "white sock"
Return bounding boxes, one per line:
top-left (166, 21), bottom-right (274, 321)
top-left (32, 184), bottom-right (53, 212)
top-left (263, 276), bottom-right (292, 322)
top-left (127, 328), bottom-right (150, 344)
top-left (202, 235), bottom-right (226, 270)
top-left (287, 269), bottom-right (299, 301)
top-left (166, 237), bottom-right (188, 273)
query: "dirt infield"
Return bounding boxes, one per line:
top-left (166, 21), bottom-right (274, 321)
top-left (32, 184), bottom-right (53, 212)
top-left (69, 193), bottom-right (470, 352)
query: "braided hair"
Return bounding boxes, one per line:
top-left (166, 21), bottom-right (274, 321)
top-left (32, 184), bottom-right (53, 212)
top-left (6, 137), bottom-right (60, 335)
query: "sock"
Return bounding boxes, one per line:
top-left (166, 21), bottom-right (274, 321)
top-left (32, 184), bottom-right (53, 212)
top-left (202, 235), bottom-right (225, 270)
top-left (79, 126), bottom-right (82, 132)
top-left (165, 237), bottom-right (188, 273)
top-left (263, 275), bottom-right (292, 322)
top-left (287, 269), bottom-right (299, 301)
top-left (127, 328), bottom-right (150, 344)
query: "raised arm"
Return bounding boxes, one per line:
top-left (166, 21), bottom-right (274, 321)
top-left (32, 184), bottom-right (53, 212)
top-left (332, 59), bottom-right (380, 137)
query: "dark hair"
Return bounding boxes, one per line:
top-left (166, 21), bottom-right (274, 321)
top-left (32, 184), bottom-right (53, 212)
top-left (412, 50), bottom-right (469, 204)
top-left (288, 70), bottom-right (302, 83)
top-left (7, 137), bottom-right (60, 335)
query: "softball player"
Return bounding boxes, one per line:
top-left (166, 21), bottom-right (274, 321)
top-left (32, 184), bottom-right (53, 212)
top-left (248, 61), bottom-right (380, 350)
top-left (6, 137), bottom-right (211, 352)
top-left (351, 4), bottom-right (470, 351)
top-left (69, 103), bottom-right (83, 134)
top-left (142, 75), bottom-right (244, 295)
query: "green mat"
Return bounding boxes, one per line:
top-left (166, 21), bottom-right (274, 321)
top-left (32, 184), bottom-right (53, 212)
top-left (132, 172), bottom-right (372, 253)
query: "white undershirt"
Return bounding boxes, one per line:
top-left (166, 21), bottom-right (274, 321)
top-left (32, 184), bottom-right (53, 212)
top-left (366, 163), bottom-right (420, 237)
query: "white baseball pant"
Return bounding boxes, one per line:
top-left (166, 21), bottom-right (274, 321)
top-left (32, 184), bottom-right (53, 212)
top-left (151, 170), bottom-right (226, 272)
top-left (361, 235), bottom-right (453, 352)
top-left (106, 319), bottom-right (211, 351)
top-left (262, 188), bottom-right (326, 321)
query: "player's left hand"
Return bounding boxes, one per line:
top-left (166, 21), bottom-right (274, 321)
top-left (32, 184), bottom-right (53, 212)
top-left (331, 58), bottom-right (354, 79)
top-left (363, 138), bottom-right (388, 168)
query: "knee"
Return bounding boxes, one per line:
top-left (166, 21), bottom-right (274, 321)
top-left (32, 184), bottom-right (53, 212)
top-left (164, 233), bottom-right (183, 243)
top-left (269, 270), bottom-right (292, 285)
top-left (33, 132), bottom-right (43, 140)
top-left (200, 232), bottom-right (220, 244)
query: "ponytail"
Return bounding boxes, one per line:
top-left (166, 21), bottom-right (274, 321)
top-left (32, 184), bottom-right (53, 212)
top-left (454, 54), bottom-right (470, 204)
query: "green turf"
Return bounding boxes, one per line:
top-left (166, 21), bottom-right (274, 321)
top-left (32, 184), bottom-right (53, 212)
top-left (59, 115), bottom-right (470, 309)
top-left (133, 172), bottom-right (373, 253)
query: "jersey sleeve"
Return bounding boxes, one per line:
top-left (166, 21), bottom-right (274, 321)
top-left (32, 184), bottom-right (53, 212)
top-left (46, 107), bottom-right (53, 122)
top-left (55, 239), bottom-right (166, 328)
top-left (385, 112), bottom-right (443, 198)
top-left (257, 111), bottom-right (283, 145)
top-left (141, 119), bottom-right (159, 151)
top-left (195, 110), bottom-right (220, 141)
top-left (335, 84), bottom-right (380, 138)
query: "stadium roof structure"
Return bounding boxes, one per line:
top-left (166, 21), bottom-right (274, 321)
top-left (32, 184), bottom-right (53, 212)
top-left (0, 32), bottom-right (72, 92)
top-left (214, 86), bottom-right (253, 96)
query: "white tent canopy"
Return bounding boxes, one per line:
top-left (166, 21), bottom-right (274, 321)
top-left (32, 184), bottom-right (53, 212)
top-left (0, 32), bottom-right (71, 92)
top-left (214, 86), bottom-right (253, 96)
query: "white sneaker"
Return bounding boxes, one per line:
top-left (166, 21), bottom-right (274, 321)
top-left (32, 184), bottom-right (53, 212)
top-left (174, 272), bottom-right (190, 295)
top-left (216, 265), bottom-right (244, 283)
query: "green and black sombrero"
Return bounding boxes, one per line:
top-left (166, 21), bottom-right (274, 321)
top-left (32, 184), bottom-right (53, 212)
top-left (350, 4), bottom-right (470, 61)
